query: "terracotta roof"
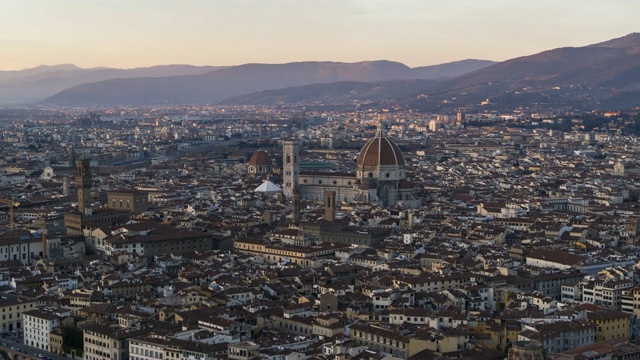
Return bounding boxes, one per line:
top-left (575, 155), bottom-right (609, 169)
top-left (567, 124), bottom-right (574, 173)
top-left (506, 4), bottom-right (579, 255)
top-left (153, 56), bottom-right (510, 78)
top-left (527, 248), bottom-right (586, 266)
top-left (357, 136), bottom-right (404, 167)
top-left (248, 150), bottom-right (272, 166)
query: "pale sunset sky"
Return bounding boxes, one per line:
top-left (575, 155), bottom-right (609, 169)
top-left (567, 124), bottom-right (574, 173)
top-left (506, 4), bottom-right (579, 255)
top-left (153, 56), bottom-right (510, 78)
top-left (0, 0), bottom-right (637, 70)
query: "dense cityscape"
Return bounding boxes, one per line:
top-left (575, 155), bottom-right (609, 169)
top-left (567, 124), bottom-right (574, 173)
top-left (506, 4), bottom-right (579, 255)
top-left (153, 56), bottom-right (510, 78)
top-left (0, 102), bottom-right (639, 360)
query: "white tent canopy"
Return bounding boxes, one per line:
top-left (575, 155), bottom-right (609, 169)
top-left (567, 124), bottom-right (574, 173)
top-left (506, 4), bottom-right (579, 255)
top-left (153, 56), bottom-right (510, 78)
top-left (254, 180), bottom-right (282, 194)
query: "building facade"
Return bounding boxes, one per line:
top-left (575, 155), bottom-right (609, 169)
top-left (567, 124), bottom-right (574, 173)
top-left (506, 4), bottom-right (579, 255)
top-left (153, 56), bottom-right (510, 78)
top-left (23, 307), bottom-right (70, 352)
top-left (0, 294), bottom-right (37, 332)
top-left (107, 190), bottom-right (149, 214)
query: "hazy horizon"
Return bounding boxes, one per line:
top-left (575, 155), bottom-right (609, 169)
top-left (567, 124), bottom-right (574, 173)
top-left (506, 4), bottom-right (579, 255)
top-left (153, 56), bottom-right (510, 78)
top-left (1, 0), bottom-right (638, 71)
top-left (2, 59), bottom-right (499, 72)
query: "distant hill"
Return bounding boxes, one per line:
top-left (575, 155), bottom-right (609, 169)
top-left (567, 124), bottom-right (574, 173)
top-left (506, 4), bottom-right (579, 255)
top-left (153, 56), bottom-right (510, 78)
top-left (220, 80), bottom-right (437, 106)
top-left (412, 59), bottom-right (496, 79)
top-left (41, 33), bottom-right (640, 109)
top-left (0, 64), bottom-right (226, 103)
top-left (42, 60), bottom-right (495, 106)
top-left (416, 33), bottom-right (640, 110)
top-left (223, 34), bottom-right (640, 110)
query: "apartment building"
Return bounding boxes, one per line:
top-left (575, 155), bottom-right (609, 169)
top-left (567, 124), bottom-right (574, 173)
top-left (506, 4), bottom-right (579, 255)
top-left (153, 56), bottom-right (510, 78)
top-left (582, 279), bottom-right (634, 311)
top-left (23, 307), bottom-right (70, 352)
top-left (0, 293), bottom-right (37, 332)
top-left (83, 324), bottom-right (149, 360)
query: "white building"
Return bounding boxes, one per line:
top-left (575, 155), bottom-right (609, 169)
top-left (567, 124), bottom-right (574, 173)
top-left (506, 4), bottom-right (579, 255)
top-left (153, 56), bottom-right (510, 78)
top-left (23, 307), bottom-right (70, 351)
top-left (581, 279), bottom-right (634, 311)
top-left (129, 335), bottom-right (166, 360)
top-left (0, 230), bottom-right (45, 266)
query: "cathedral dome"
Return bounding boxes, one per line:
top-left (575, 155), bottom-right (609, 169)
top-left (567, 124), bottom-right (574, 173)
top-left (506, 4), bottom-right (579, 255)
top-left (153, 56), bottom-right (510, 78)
top-left (356, 136), bottom-right (405, 167)
top-left (248, 150), bottom-right (272, 166)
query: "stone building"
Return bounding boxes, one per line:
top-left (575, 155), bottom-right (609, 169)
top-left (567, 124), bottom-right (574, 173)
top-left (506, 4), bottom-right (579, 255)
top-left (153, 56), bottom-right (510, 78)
top-left (283, 124), bottom-right (420, 208)
top-left (508, 341), bottom-right (544, 360)
top-left (106, 190), bottom-right (149, 214)
top-left (64, 159), bottom-right (130, 235)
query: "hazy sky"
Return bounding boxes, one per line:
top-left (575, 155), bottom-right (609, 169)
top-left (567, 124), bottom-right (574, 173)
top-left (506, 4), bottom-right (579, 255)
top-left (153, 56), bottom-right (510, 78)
top-left (0, 0), bottom-right (638, 70)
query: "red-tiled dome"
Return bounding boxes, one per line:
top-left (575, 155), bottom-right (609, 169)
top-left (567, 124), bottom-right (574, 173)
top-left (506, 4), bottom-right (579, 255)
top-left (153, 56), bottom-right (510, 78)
top-left (248, 151), bottom-right (272, 166)
top-left (357, 137), bottom-right (404, 167)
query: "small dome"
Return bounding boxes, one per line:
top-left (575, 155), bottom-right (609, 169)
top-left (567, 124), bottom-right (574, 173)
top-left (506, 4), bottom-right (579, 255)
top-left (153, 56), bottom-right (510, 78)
top-left (248, 151), bottom-right (272, 166)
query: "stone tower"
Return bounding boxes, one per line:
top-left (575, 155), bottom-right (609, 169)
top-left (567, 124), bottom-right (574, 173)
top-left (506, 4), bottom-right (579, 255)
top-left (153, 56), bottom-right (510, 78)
top-left (62, 177), bottom-right (69, 196)
top-left (76, 158), bottom-right (92, 215)
top-left (282, 140), bottom-right (299, 199)
top-left (324, 191), bottom-right (336, 222)
top-left (291, 184), bottom-right (301, 224)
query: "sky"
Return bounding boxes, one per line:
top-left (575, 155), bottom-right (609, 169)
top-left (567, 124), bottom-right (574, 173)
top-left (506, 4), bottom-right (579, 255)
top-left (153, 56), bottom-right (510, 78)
top-left (0, 0), bottom-right (638, 70)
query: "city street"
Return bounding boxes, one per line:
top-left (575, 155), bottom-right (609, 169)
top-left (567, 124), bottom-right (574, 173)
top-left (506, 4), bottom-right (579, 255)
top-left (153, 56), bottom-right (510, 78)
top-left (1, 336), bottom-right (70, 360)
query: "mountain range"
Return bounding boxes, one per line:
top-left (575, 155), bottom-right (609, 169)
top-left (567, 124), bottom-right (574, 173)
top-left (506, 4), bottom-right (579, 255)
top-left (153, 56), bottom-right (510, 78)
top-left (0, 64), bottom-right (225, 103)
top-left (7, 33), bottom-right (640, 110)
top-left (420, 33), bottom-right (640, 107)
top-left (41, 59), bottom-right (495, 106)
top-left (222, 33), bottom-right (640, 110)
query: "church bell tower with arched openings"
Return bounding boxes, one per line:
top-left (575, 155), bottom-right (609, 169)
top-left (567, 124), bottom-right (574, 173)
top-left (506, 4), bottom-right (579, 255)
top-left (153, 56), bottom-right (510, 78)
top-left (282, 140), bottom-right (299, 199)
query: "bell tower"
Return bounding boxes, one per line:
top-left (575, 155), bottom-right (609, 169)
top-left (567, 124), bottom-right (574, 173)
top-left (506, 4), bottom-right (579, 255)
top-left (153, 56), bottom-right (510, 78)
top-left (324, 191), bottom-right (336, 222)
top-left (76, 158), bottom-right (92, 215)
top-left (291, 184), bottom-right (301, 224)
top-left (282, 140), bottom-right (299, 199)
